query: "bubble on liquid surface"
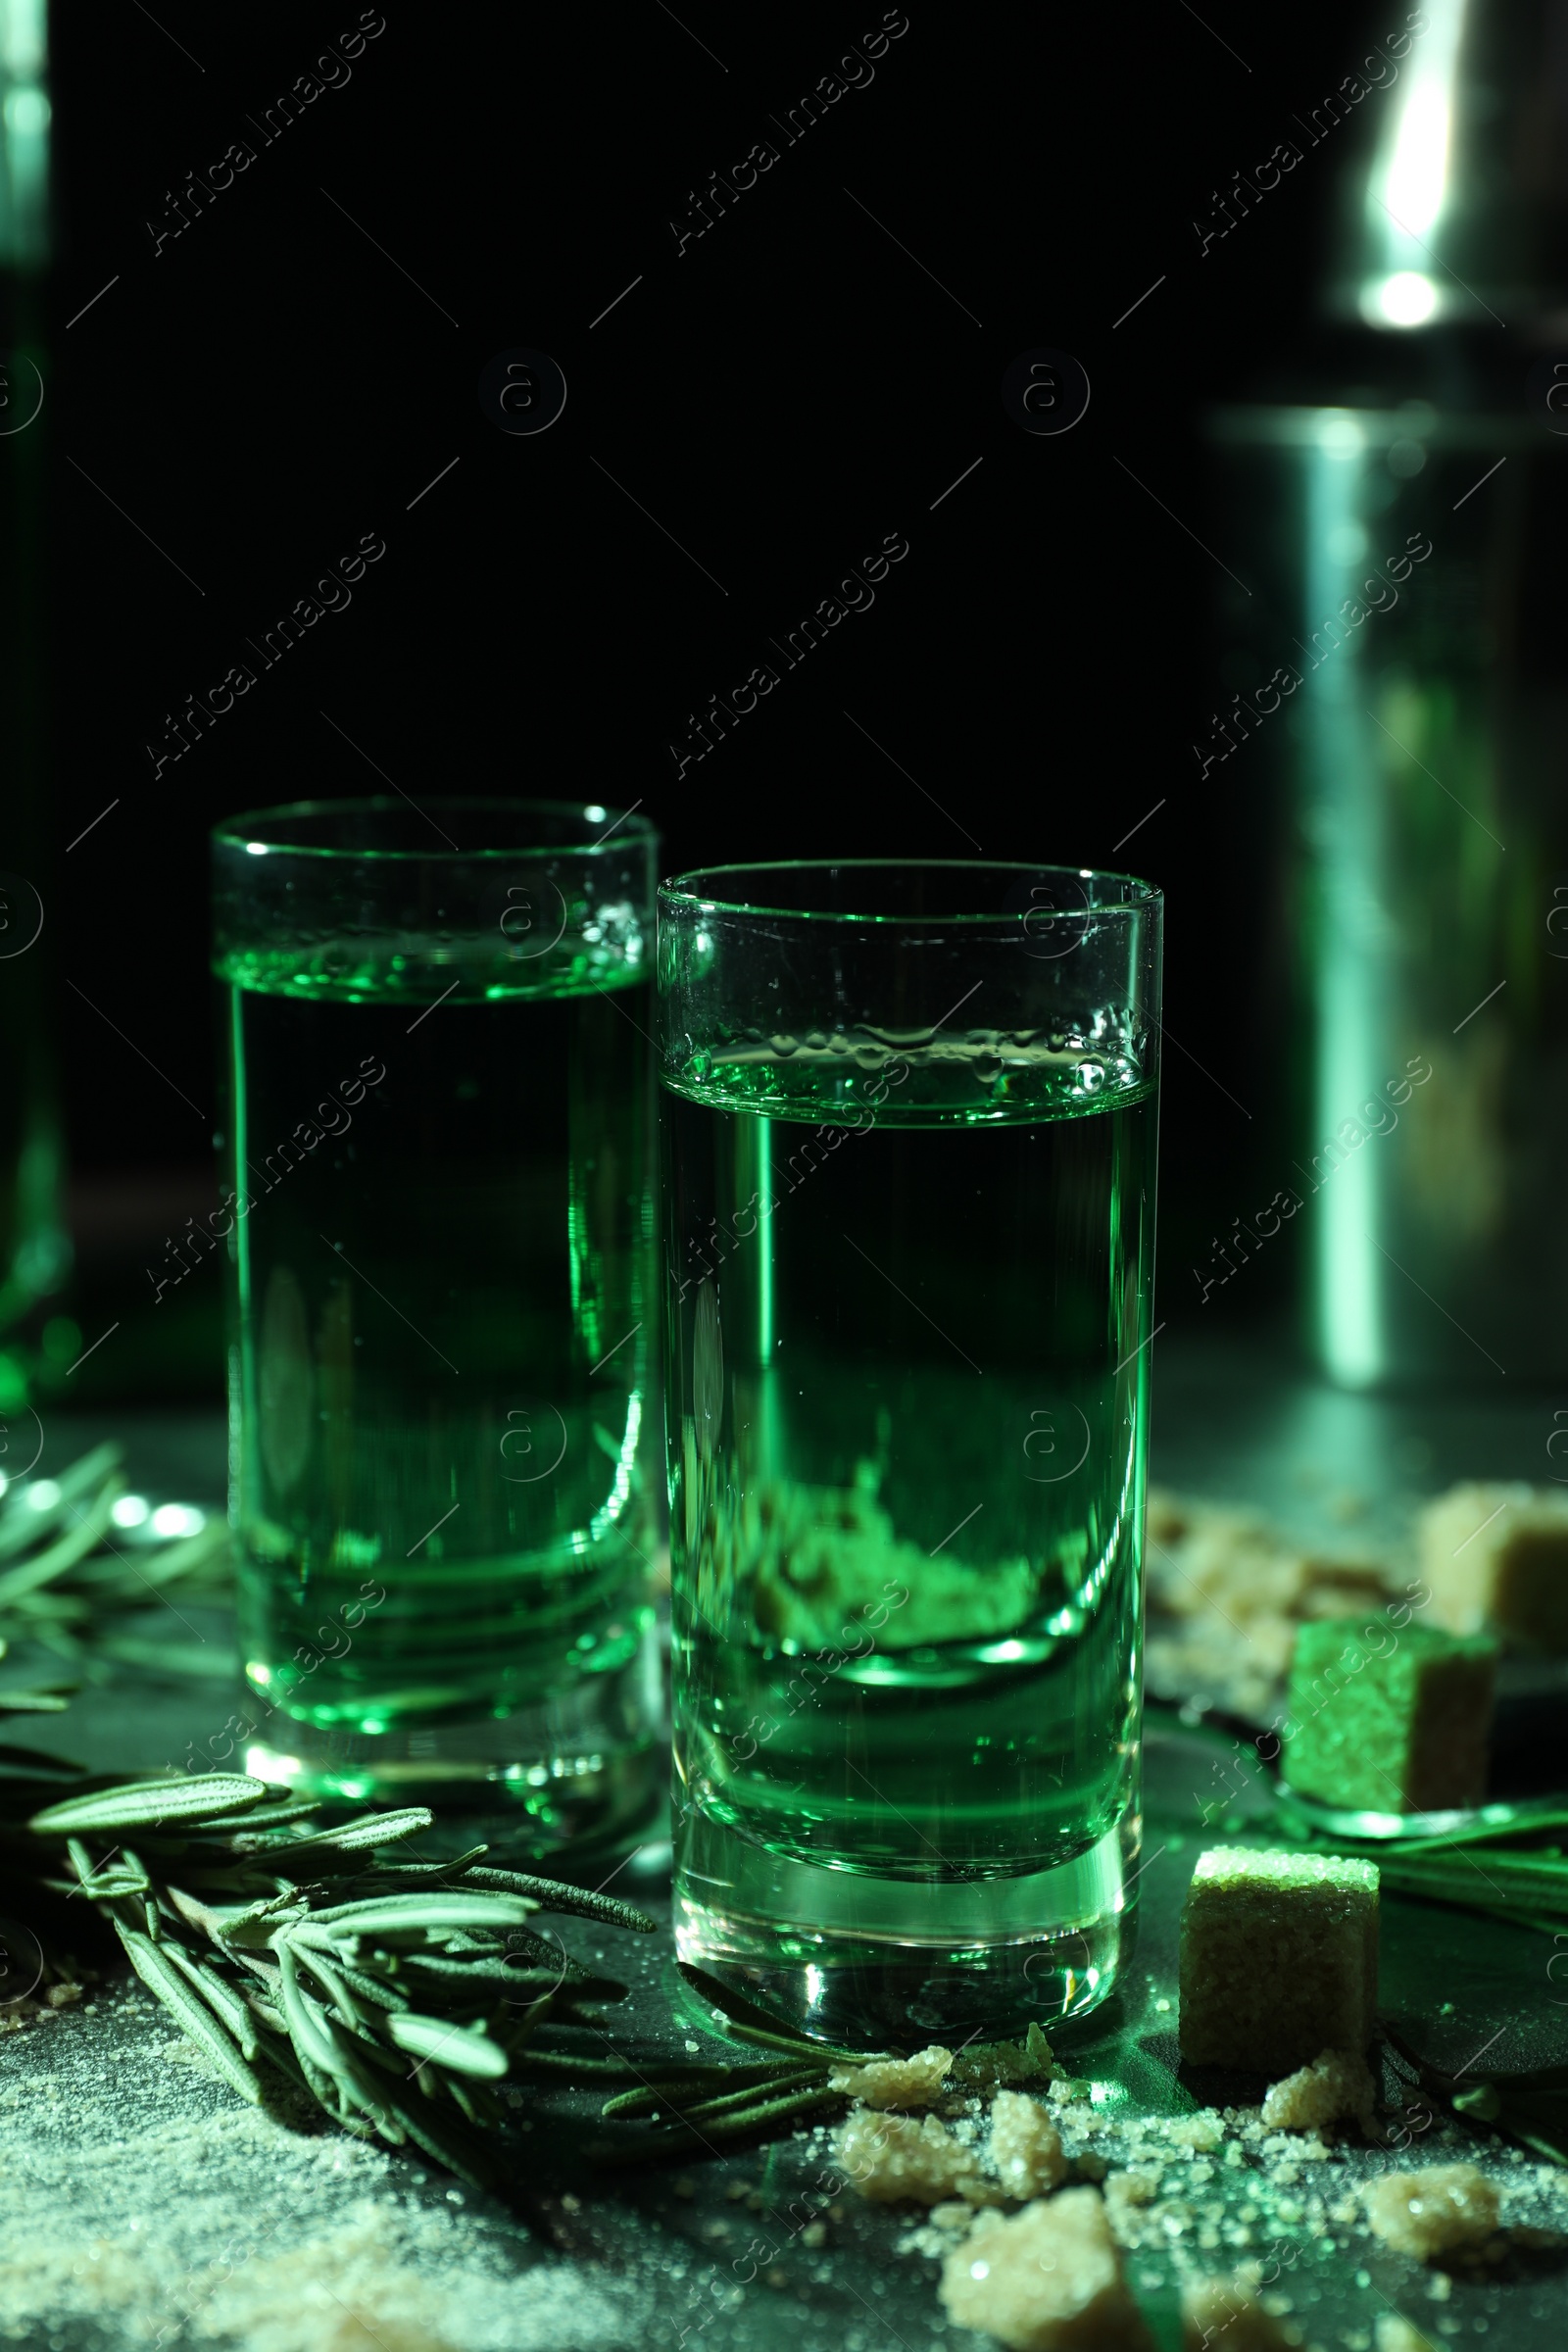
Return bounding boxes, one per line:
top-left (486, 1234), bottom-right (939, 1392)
top-left (768, 1033), bottom-right (799, 1058)
top-left (1074, 1057), bottom-right (1107, 1093)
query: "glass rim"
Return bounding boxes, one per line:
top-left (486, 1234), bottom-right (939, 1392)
top-left (658, 857), bottom-right (1161, 924)
top-left (211, 796), bottom-right (659, 863)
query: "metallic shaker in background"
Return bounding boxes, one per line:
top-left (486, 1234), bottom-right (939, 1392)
top-left (1207, 0), bottom-right (1568, 1386)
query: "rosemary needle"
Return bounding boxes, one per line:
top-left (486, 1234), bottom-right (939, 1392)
top-left (597, 2081), bottom-right (848, 2165)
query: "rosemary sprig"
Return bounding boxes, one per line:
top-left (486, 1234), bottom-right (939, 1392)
top-left (9, 1766), bottom-right (870, 2181)
top-left (17, 1769), bottom-right (658, 2190)
top-left (0, 1445), bottom-right (230, 1670)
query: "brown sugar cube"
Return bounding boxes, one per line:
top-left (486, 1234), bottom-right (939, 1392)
top-left (1419, 1483), bottom-right (1568, 1651)
top-left (1284, 1617), bottom-right (1496, 1814)
top-left (1178, 1847), bottom-right (1379, 2074)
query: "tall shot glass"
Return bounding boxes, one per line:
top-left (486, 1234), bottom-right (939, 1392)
top-left (211, 799), bottom-right (662, 1846)
top-left (659, 861), bottom-right (1162, 2044)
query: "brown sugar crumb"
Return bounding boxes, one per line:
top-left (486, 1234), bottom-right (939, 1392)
top-left (1260, 2047), bottom-right (1376, 2133)
top-left (827, 2023), bottom-right (1054, 2110)
top-left (835, 2109), bottom-right (997, 2206)
top-left (1363, 2163), bottom-right (1500, 2260)
top-left (939, 2186), bottom-right (1154, 2351)
top-left (1182, 2275), bottom-right (1299, 2348)
top-left (930, 2200), bottom-right (980, 2234)
top-left (950, 2021), bottom-right (1056, 2090)
top-left (1167, 2110), bottom-right (1227, 2153)
top-left (1106, 2170), bottom-right (1159, 2208)
top-left (1049, 2074), bottom-right (1095, 2105)
top-left (988, 2091), bottom-right (1067, 2199)
top-left (1051, 2099), bottom-right (1101, 2143)
top-left (829, 2045), bottom-right (953, 2109)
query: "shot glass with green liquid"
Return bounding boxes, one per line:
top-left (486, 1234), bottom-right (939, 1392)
top-left (659, 861), bottom-right (1161, 2043)
top-left (211, 800), bottom-right (662, 1847)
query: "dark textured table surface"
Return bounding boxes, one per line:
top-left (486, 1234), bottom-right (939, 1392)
top-left (5, 1342), bottom-right (1566, 2352)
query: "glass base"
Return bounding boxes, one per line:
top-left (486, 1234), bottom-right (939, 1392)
top-left (242, 1641), bottom-right (665, 1862)
top-left (673, 1803), bottom-right (1139, 2049)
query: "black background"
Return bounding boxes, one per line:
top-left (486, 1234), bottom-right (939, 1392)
top-left (30, 1), bottom-right (1406, 1392)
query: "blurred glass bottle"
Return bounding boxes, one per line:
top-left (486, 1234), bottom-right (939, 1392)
top-left (0, 0), bottom-right (68, 1413)
top-left (1209, 0), bottom-right (1568, 1386)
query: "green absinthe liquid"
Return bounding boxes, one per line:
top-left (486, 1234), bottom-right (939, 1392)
top-left (218, 945), bottom-right (658, 1814)
top-left (663, 1030), bottom-right (1155, 2041)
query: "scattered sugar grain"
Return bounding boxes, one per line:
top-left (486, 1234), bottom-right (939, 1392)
top-left (0, 1998), bottom-right (635, 2352)
top-left (930, 2201), bottom-right (977, 2233)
